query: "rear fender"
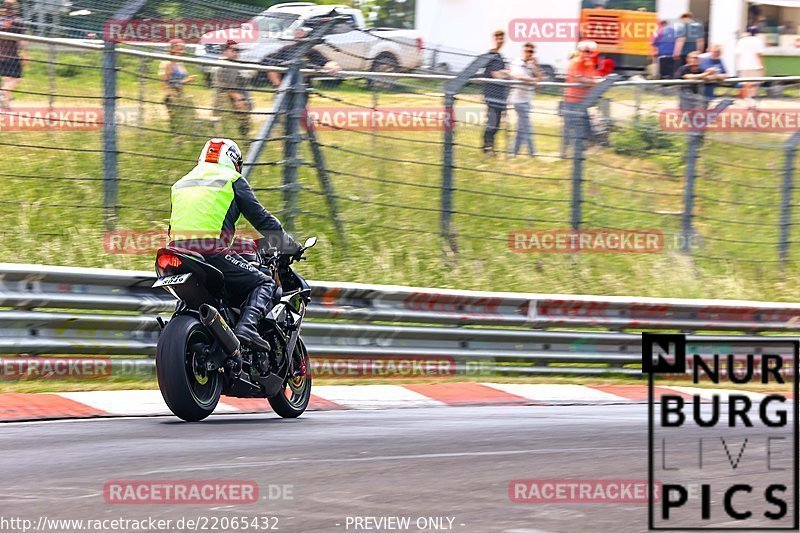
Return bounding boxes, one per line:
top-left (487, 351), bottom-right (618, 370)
top-left (155, 249), bottom-right (220, 309)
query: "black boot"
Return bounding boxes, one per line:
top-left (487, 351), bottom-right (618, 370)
top-left (235, 284), bottom-right (272, 352)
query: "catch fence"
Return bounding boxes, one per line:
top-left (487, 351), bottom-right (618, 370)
top-left (0, 26), bottom-right (799, 296)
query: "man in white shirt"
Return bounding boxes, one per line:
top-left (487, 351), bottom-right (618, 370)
top-left (735, 26), bottom-right (765, 106)
top-left (508, 42), bottom-right (544, 157)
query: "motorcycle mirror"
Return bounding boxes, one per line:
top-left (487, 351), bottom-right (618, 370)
top-left (303, 236), bottom-right (317, 249)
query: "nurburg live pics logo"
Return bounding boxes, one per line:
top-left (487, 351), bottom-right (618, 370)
top-left (643, 333), bottom-right (799, 530)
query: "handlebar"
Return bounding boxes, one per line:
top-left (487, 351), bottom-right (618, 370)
top-left (255, 236), bottom-right (316, 266)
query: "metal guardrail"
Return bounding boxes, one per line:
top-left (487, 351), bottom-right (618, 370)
top-left (1, 264), bottom-right (800, 376)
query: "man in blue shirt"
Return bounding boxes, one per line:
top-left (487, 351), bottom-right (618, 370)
top-left (651, 20), bottom-right (676, 79)
top-left (673, 12), bottom-right (706, 70)
top-left (698, 44), bottom-right (728, 101)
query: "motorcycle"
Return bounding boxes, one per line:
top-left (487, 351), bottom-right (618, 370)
top-left (152, 236), bottom-right (317, 422)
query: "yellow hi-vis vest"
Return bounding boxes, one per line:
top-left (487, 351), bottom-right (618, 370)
top-left (169, 162), bottom-right (241, 240)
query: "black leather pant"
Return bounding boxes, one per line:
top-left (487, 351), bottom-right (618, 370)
top-left (203, 249), bottom-right (276, 308)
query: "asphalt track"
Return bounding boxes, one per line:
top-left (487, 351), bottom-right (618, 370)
top-left (0, 404), bottom-right (795, 533)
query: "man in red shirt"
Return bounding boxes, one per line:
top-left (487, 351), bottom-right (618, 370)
top-left (561, 42), bottom-right (602, 158)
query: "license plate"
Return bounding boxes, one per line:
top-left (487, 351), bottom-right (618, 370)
top-left (153, 273), bottom-right (192, 288)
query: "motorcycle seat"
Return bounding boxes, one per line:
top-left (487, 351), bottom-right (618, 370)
top-left (164, 246), bottom-right (226, 293)
top-left (164, 245), bottom-right (204, 261)
top-left (195, 261), bottom-right (226, 293)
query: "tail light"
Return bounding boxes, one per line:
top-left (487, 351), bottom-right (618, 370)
top-left (157, 253), bottom-right (182, 270)
top-left (416, 37), bottom-right (424, 54)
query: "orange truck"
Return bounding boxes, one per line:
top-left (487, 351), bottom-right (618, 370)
top-left (580, 8), bottom-right (660, 72)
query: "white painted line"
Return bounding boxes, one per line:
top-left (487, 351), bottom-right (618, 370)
top-left (480, 383), bottom-right (630, 403)
top-left (311, 385), bottom-right (446, 409)
top-left (57, 390), bottom-right (171, 416)
top-left (56, 390), bottom-right (240, 416)
top-left (138, 446), bottom-right (644, 476)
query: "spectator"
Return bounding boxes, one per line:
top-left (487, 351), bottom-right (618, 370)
top-left (481, 30), bottom-right (510, 155)
top-left (561, 41), bottom-right (601, 159)
top-left (160, 38), bottom-right (196, 134)
top-left (262, 25), bottom-right (340, 87)
top-left (673, 12), bottom-right (706, 73)
top-left (0, 0), bottom-right (25, 110)
top-left (651, 20), bottom-right (676, 79)
top-left (675, 51), bottom-right (713, 110)
top-left (213, 40), bottom-right (253, 138)
top-left (735, 26), bottom-right (765, 108)
top-left (698, 44), bottom-right (728, 102)
top-left (508, 42), bottom-right (543, 157)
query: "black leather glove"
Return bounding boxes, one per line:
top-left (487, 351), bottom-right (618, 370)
top-left (280, 234), bottom-right (303, 256)
top-left (257, 231), bottom-right (301, 255)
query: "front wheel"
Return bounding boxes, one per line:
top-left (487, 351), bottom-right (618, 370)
top-left (268, 338), bottom-right (311, 418)
top-left (156, 315), bottom-right (222, 422)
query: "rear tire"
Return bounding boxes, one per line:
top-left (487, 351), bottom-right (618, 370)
top-left (156, 315), bottom-right (222, 422)
top-left (268, 338), bottom-right (311, 418)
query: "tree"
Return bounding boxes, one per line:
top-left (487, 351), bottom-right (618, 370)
top-left (356, 0), bottom-right (415, 29)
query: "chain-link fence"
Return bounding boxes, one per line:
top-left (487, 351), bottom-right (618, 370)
top-left (20, 0), bottom-right (264, 37)
top-left (2, 22), bottom-right (800, 298)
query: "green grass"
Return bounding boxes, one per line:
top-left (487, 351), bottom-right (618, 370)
top-left (2, 46), bottom-right (800, 304)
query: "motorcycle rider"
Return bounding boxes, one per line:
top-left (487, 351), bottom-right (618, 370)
top-left (168, 138), bottom-right (300, 352)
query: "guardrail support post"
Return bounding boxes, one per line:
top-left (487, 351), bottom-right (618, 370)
top-left (47, 43), bottom-right (56, 111)
top-left (680, 99), bottom-right (734, 254)
top-left (282, 68), bottom-right (303, 233)
top-left (242, 18), bottom-right (342, 180)
top-left (570, 113), bottom-right (587, 231)
top-left (138, 56), bottom-right (147, 128)
top-left (779, 132), bottom-right (800, 266)
top-left (441, 55), bottom-right (492, 252)
top-left (241, 73), bottom-right (293, 181)
top-left (305, 101), bottom-right (348, 247)
top-left (570, 75), bottom-right (618, 231)
top-left (102, 40), bottom-right (118, 230)
top-left (681, 132), bottom-right (700, 253)
top-left (442, 91), bottom-right (456, 250)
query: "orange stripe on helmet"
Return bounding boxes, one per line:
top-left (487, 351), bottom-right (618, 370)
top-left (204, 140), bottom-right (225, 164)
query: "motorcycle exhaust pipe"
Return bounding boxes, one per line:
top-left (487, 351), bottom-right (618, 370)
top-left (199, 304), bottom-right (241, 357)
